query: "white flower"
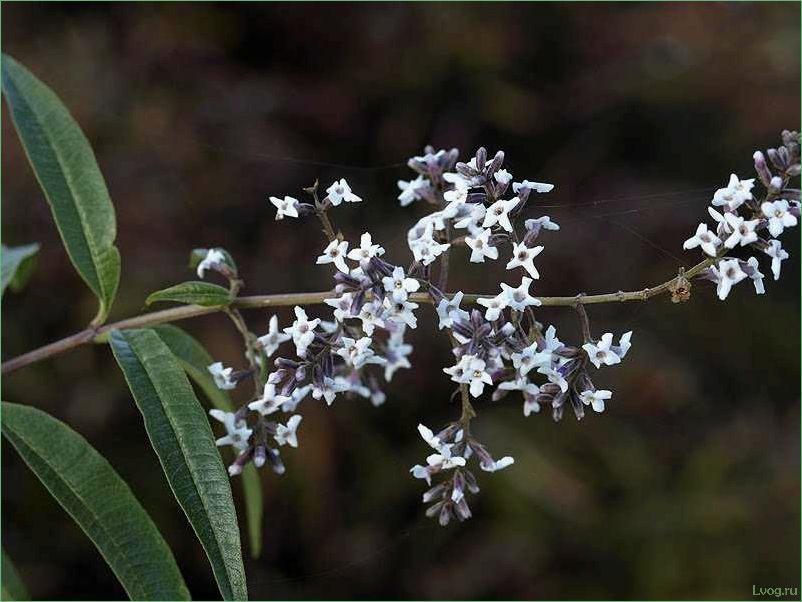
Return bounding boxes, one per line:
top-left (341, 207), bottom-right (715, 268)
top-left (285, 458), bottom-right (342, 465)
top-left (284, 306), bottom-right (321, 356)
top-left (506, 242), bottom-right (544, 278)
top-left (436, 291), bottom-right (470, 330)
top-left (482, 198), bottom-right (520, 232)
top-left (316, 239), bottom-right (350, 272)
top-left (453, 203), bottom-right (486, 230)
top-left (410, 236), bottom-right (450, 266)
top-left (357, 300), bottom-right (385, 335)
top-left (442, 171), bottom-right (471, 189)
top-left (498, 375), bottom-right (539, 396)
top-left (582, 333), bottom-right (622, 369)
top-left (711, 174), bottom-right (754, 211)
top-left (324, 291), bottom-right (356, 322)
top-left (683, 223), bottom-right (721, 257)
top-left (397, 175), bottom-right (428, 207)
top-left (477, 292), bottom-right (509, 321)
top-left (347, 232), bottom-right (385, 264)
top-left (443, 187), bottom-right (469, 205)
top-left (312, 376), bottom-right (350, 406)
top-left (384, 336), bottom-right (413, 382)
top-left (465, 228), bottom-right (499, 263)
top-left (209, 409), bottom-right (252, 451)
top-left (257, 315), bottom-right (292, 357)
top-left (283, 384), bottom-right (311, 413)
top-left (196, 249), bottom-right (227, 279)
top-left (513, 180), bottom-right (554, 194)
top-left (269, 195), bottom-right (300, 220)
top-left (326, 178), bottom-right (362, 205)
top-left (336, 336), bottom-right (386, 369)
top-left (723, 214), bottom-right (760, 249)
top-left (710, 258), bottom-right (747, 300)
top-left (461, 355), bottom-right (493, 398)
top-left (410, 424), bottom-right (467, 485)
top-left (761, 199), bottom-right (798, 237)
top-left (383, 298), bottom-right (419, 329)
top-left (579, 389), bottom-right (612, 413)
top-left (746, 257), bottom-right (765, 295)
top-left (382, 266), bottom-right (420, 303)
top-left (707, 206), bottom-right (732, 236)
top-left (500, 276), bottom-right (541, 311)
top-left (480, 456), bottom-right (514, 473)
top-left (493, 169), bottom-right (513, 185)
top-left (538, 366), bottom-right (568, 392)
top-left (274, 415), bottom-right (302, 448)
top-left (524, 215), bottom-right (560, 231)
top-left (523, 398), bottom-right (541, 417)
top-left (617, 331), bottom-right (633, 358)
top-left (248, 383), bottom-right (292, 416)
top-left (207, 362), bottom-right (237, 390)
top-left (542, 324), bottom-right (564, 353)
top-left (764, 239), bottom-right (789, 281)
top-left (510, 343), bottom-right (546, 376)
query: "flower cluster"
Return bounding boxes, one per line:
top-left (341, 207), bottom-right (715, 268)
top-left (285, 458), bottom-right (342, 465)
top-left (683, 130), bottom-right (800, 300)
top-left (196, 132), bottom-right (797, 526)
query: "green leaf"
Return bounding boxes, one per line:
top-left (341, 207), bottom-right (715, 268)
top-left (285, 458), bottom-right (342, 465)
top-left (1, 243), bottom-right (39, 297)
top-left (238, 466), bottom-right (263, 559)
top-left (1, 54), bottom-right (120, 326)
top-left (146, 282), bottom-right (233, 308)
top-left (152, 324), bottom-right (264, 559)
top-left (1, 548), bottom-right (30, 601)
top-left (109, 329), bottom-right (247, 600)
top-left (1, 402), bottom-right (190, 601)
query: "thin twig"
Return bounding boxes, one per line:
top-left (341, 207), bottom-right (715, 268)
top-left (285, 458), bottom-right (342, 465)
top-left (1, 256), bottom-right (716, 375)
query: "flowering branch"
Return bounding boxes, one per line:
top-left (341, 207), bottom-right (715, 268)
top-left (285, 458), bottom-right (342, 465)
top-left (4, 132), bottom-right (798, 528)
top-left (1, 254), bottom-right (715, 376)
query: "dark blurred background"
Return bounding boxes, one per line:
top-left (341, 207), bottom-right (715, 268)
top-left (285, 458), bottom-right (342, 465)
top-left (2, 2), bottom-right (800, 599)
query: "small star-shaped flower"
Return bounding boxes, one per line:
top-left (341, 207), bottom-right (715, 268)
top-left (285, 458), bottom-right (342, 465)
top-left (270, 195), bottom-right (300, 220)
top-left (326, 178), bottom-right (362, 205)
top-left (482, 198), bottom-right (520, 232)
top-left (683, 223), bottom-right (721, 257)
top-left (465, 228), bottom-right (499, 263)
top-left (257, 315), bottom-right (292, 356)
top-left (316, 239), bottom-right (350, 273)
top-left (506, 242), bottom-right (544, 278)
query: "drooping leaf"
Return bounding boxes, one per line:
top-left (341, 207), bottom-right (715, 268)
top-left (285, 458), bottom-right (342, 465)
top-left (1, 54), bottom-right (120, 325)
top-left (1, 243), bottom-right (39, 297)
top-left (1, 402), bottom-right (190, 601)
top-left (109, 329), bottom-right (247, 600)
top-left (1, 548), bottom-right (30, 601)
top-left (146, 282), bottom-right (233, 308)
top-left (152, 324), bottom-right (264, 559)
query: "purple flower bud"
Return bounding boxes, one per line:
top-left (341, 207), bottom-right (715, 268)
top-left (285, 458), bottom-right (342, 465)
top-left (423, 483), bottom-right (449, 503)
top-left (753, 150), bottom-right (773, 186)
top-left (438, 503), bottom-right (452, 526)
top-left (475, 147), bottom-right (488, 170)
top-left (253, 445), bottom-right (267, 468)
top-left (454, 497), bottom-right (472, 522)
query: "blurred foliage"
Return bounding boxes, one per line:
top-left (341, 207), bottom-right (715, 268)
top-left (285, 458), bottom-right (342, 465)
top-left (2, 2), bottom-right (799, 599)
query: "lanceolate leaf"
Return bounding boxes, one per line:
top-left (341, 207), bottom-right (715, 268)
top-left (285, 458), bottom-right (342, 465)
top-left (109, 329), bottom-right (248, 600)
top-left (1, 243), bottom-right (39, 297)
top-left (146, 282), bottom-right (233, 308)
top-left (1, 402), bottom-right (190, 601)
top-left (1, 548), bottom-right (30, 601)
top-left (153, 324), bottom-right (263, 559)
top-left (1, 55), bottom-right (120, 325)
